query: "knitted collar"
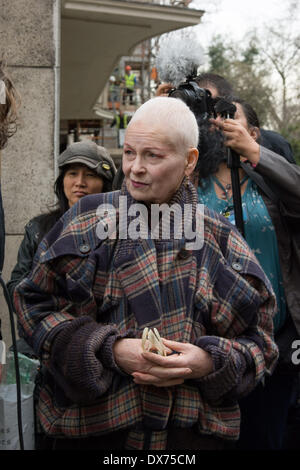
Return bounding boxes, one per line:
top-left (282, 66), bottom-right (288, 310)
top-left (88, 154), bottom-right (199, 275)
top-left (120, 176), bottom-right (198, 221)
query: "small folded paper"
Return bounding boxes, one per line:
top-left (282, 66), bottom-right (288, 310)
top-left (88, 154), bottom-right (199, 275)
top-left (141, 327), bottom-right (167, 356)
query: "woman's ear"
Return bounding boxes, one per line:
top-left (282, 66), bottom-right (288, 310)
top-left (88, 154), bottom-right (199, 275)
top-left (250, 126), bottom-right (260, 142)
top-left (185, 148), bottom-right (199, 176)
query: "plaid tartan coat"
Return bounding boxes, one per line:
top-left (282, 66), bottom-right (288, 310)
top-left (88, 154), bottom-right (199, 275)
top-left (14, 181), bottom-right (278, 450)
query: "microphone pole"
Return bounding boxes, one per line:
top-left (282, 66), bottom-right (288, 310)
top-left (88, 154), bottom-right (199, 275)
top-left (214, 99), bottom-right (245, 238)
top-left (226, 142), bottom-right (245, 237)
top-left (224, 107), bottom-right (245, 238)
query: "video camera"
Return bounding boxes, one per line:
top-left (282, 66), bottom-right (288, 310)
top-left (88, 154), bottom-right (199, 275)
top-left (169, 77), bottom-right (245, 237)
top-left (168, 80), bottom-right (215, 123)
top-left (168, 77), bottom-right (236, 123)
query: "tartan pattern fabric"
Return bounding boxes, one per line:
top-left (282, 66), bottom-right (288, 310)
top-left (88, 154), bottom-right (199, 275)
top-left (125, 429), bottom-right (168, 450)
top-left (14, 181), bottom-right (278, 449)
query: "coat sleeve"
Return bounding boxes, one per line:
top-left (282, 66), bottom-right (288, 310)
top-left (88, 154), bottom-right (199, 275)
top-left (14, 220), bottom-right (130, 404)
top-left (193, 224), bottom-right (278, 404)
top-left (194, 278), bottom-right (277, 403)
top-left (256, 146), bottom-right (300, 215)
top-left (6, 220), bottom-right (39, 307)
top-left (0, 184), bottom-right (5, 274)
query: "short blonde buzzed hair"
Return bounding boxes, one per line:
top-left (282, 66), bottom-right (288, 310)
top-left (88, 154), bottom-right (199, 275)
top-left (127, 96), bottom-right (199, 153)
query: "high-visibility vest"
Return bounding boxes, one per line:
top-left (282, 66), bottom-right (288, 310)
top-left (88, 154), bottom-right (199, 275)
top-left (116, 114), bottom-right (128, 129)
top-left (124, 73), bottom-right (135, 90)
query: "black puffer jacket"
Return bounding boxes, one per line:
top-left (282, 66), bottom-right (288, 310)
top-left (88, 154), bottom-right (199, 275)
top-left (242, 147), bottom-right (300, 372)
top-left (7, 213), bottom-right (61, 357)
top-left (7, 212), bottom-right (61, 307)
top-left (0, 184), bottom-right (5, 275)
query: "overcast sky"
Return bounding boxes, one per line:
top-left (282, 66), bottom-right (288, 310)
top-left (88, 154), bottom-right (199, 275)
top-left (190, 0), bottom-right (299, 47)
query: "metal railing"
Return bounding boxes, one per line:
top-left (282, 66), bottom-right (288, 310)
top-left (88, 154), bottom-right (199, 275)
top-left (108, 87), bottom-right (142, 110)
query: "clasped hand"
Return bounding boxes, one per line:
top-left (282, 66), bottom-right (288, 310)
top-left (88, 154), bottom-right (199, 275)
top-left (113, 338), bottom-right (213, 387)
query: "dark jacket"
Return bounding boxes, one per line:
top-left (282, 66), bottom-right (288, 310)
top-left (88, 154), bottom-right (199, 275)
top-left (0, 184), bottom-right (5, 274)
top-left (7, 212), bottom-right (61, 306)
top-left (260, 129), bottom-right (295, 164)
top-left (242, 147), bottom-right (300, 370)
top-left (0, 185), bottom-right (5, 340)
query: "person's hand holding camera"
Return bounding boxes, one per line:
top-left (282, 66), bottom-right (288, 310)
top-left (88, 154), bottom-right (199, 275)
top-left (211, 117), bottom-right (260, 166)
top-left (156, 83), bottom-right (173, 97)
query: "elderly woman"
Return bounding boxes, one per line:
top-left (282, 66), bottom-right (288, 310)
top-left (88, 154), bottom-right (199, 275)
top-left (14, 97), bottom-right (278, 450)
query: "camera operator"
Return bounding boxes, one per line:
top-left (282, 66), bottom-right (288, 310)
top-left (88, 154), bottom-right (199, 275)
top-left (157, 73), bottom-right (295, 165)
top-left (192, 93), bottom-right (300, 450)
top-left (194, 73), bottom-right (296, 164)
top-left (0, 60), bottom-right (19, 381)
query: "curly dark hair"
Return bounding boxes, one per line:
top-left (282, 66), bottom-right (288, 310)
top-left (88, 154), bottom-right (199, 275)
top-left (195, 95), bottom-right (261, 182)
top-left (194, 118), bottom-right (227, 180)
top-left (0, 60), bottom-right (19, 150)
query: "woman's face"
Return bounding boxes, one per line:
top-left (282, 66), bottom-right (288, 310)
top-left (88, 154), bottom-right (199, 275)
top-left (233, 103), bottom-right (250, 130)
top-left (213, 102), bottom-right (259, 141)
top-left (122, 121), bottom-right (197, 204)
top-left (63, 163), bottom-right (104, 207)
top-left (233, 102), bottom-right (259, 141)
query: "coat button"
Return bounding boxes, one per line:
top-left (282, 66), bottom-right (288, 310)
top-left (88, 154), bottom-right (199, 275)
top-left (79, 243), bottom-right (90, 254)
top-left (177, 248), bottom-right (191, 260)
top-left (232, 262), bottom-right (242, 272)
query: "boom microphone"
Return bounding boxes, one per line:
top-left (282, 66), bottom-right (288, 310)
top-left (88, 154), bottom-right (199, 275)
top-left (156, 32), bottom-right (205, 86)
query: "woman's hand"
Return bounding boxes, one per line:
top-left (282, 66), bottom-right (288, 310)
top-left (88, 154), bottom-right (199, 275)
top-left (131, 338), bottom-right (214, 387)
top-left (113, 338), bottom-right (155, 375)
top-left (113, 338), bottom-right (187, 386)
top-left (113, 338), bottom-right (172, 371)
top-left (155, 83), bottom-right (173, 97)
top-left (211, 117), bottom-right (260, 165)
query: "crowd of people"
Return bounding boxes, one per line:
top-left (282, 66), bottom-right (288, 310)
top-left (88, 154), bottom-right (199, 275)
top-left (0, 59), bottom-right (299, 451)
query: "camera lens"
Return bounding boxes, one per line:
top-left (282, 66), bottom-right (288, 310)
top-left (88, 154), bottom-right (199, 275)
top-left (168, 87), bottom-right (196, 109)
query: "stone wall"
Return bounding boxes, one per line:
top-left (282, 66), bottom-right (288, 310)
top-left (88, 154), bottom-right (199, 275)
top-left (0, 0), bottom-right (60, 345)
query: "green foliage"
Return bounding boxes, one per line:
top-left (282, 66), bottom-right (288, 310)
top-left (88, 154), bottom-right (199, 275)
top-left (242, 42), bottom-right (259, 65)
top-left (207, 35), bottom-right (231, 72)
top-left (205, 35), bottom-right (273, 126)
top-left (203, 32), bottom-right (300, 159)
